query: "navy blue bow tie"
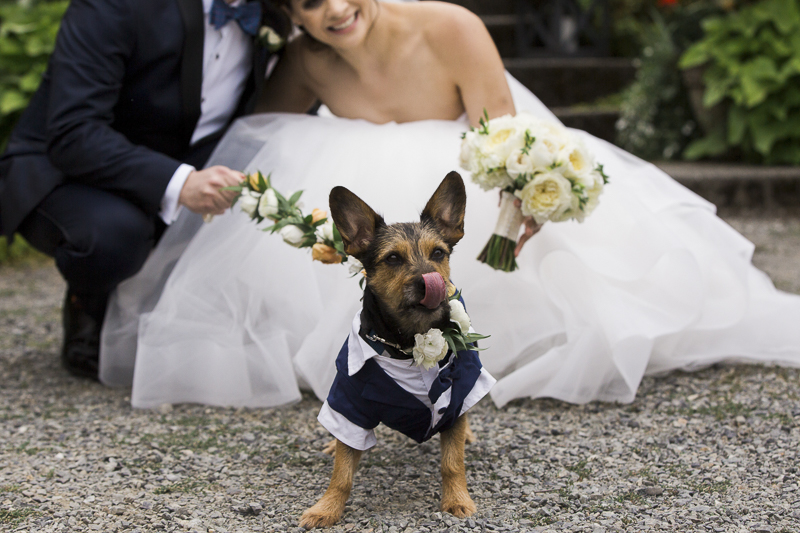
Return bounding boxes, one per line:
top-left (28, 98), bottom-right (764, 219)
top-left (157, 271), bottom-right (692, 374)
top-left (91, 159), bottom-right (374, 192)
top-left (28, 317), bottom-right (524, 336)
top-left (209, 0), bottom-right (262, 37)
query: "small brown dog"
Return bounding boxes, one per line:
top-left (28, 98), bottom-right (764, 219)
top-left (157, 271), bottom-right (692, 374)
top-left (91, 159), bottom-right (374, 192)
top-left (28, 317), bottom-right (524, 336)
top-left (299, 172), bottom-right (494, 529)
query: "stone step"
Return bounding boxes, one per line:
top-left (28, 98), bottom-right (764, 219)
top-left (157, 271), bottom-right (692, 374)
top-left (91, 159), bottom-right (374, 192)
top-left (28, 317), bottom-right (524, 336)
top-left (433, 0), bottom-right (515, 16)
top-left (505, 57), bottom-right (636, 107)
top-left (553, 107), bottom-right (618, 144)
top-left (656, 162), bottom-right (800, 208)
top-left (483, 14), bottom-right (518, 58)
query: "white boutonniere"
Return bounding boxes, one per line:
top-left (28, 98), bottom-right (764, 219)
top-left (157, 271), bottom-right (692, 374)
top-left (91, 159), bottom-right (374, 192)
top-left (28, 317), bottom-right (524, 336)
top-left (258, 25), bottom-right (284, 52)
top-left (411, 290), bottom-right (489, 370)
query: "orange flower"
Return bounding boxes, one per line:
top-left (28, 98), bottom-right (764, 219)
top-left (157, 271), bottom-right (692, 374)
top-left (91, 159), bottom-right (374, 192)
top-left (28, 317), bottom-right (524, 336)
top-left (311, 208), bottom-right (328, 224)
top-left (312, 243), bottom-right (342, 264)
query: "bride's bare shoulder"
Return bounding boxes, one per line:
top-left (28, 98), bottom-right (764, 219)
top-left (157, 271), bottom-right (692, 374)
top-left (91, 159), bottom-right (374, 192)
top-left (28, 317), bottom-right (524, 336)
top-left (407, 2), bottom-right (495, 59)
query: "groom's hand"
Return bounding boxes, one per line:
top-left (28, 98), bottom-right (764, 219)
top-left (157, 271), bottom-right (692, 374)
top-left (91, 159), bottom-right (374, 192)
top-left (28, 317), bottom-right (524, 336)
top-left (179, 166), bottom-right (245, 215)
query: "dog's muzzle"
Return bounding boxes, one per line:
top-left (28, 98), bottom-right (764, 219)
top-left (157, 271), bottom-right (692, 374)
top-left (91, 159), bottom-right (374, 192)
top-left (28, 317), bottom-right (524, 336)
top-left (420, 272), bottom-right (447, 309)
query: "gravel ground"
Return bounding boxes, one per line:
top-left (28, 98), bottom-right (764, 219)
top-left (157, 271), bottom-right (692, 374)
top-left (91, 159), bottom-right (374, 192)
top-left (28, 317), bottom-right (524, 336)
top-left (2, 212), bottom-right (799, 533)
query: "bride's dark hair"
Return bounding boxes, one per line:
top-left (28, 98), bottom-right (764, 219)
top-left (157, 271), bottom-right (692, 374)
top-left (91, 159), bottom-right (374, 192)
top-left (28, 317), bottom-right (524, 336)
top-left (260, 0), bottom-right (294, 42)
top-left (266, 0), bottom-right (330, 50)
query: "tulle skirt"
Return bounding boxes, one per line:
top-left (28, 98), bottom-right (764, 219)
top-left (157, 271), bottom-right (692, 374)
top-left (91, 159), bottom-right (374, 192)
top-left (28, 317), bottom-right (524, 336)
top-left (100, 74), bottom-right (800, 408)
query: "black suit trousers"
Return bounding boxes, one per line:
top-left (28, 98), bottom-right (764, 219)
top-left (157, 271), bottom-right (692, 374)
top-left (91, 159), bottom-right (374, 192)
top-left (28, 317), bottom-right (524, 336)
top-left (17, 138), bottom-right (219, 311)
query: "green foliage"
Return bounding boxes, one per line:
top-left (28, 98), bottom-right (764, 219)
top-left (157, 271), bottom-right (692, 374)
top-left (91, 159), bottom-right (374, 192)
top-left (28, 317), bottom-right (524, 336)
top-left (0, 0), bottom-right (69, 149)
top-left (680, 0), bottom-right (800, 164)
top-left (616, 14), bottom-right (700, 160)
top-left (0, 234), bottom-right (47, 265)
top-left (610, 0), bottom-right (737, 57)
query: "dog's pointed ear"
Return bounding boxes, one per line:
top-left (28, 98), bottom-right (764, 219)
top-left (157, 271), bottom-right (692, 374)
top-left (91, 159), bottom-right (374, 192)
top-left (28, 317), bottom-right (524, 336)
top-left (329, 186), bottom-right (384, 258)
top-left (421, 171), bottom-right (466, 247)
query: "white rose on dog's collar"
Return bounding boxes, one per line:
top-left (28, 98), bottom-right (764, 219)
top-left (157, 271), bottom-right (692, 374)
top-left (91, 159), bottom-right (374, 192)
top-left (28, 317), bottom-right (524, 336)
top-left (449, 299), bottom-right (471, 333)
top-left (412, 329), bottom-right (449, 370)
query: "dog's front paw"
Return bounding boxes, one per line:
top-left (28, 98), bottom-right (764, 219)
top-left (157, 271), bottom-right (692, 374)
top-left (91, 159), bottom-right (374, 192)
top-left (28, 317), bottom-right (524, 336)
top-left (299, 500), bottom-right (343, 530)
top-left (442, 497), bottom-right (477, 518)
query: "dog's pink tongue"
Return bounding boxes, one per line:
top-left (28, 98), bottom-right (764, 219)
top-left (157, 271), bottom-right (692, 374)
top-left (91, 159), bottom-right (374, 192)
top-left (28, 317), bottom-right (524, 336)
top-left (420, 272), bottom-right (446, 309)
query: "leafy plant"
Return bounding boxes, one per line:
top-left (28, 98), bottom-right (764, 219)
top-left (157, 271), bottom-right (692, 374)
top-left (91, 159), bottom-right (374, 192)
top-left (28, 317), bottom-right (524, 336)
top-left (0, 0), bottom-right (69, 150)
top-left (615, 13), bottom-right (701, 160)
top-left (610, 0), bottom-right (738, 56)
top-left (679, 0), bottom-right (800, 164)
top-left (0, 234), bottom-right (47, 265)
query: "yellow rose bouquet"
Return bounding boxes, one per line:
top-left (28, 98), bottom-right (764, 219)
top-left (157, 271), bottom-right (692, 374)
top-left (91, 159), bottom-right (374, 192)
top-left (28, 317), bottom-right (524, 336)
top-left (459, 111), bottom-right (610, 272)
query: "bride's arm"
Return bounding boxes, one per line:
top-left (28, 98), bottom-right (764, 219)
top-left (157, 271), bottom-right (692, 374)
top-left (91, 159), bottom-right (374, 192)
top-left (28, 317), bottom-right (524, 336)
top-left (255, 39), bottom-right (318, 114)
top-left (430, 6), bottom-right (515, 126)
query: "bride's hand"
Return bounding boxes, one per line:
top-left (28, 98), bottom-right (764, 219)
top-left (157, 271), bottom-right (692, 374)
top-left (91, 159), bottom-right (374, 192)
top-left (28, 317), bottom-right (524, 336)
top-left (513, 198), bottom-right (542, 257)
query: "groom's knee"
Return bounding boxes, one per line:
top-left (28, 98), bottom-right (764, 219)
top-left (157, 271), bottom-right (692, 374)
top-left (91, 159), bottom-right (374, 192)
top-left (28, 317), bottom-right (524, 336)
top-left (60, 205), bottom-right (154, 293)
top-left (22, 184), bottom-right (158, 294)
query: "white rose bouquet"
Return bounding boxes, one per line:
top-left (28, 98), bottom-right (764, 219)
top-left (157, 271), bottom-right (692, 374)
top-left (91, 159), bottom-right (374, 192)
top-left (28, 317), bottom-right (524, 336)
top-left (225, 171), bottom-right (361, 271)
top-left (460, 111), bottom-right (609, 272)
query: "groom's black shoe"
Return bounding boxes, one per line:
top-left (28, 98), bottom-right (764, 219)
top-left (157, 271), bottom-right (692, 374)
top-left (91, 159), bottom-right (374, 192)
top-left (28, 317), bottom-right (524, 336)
top-left (61, 290), bottom-right (106, 380)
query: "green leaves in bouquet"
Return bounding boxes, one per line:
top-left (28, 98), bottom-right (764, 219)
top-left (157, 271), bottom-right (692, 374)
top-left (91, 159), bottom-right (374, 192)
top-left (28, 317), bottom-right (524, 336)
top-left (679, 0), bottom-right (800, 164)
top-left (0, 0), bottom-right (69, 150)
top-left (478, 108), bottom-right (490, 135)
top-left (442, 325), bottom-right (490, 356)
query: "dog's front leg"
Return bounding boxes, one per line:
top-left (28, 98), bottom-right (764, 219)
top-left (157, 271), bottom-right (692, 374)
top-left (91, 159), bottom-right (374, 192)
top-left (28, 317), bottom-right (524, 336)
top-left (440, 413), bottom-right (477, 518)
top-left (299, 439), bottom-right (362, 529)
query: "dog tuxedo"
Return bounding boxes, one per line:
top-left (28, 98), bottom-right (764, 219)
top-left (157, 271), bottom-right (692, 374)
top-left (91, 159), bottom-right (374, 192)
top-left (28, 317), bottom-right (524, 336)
top-left (318, 310), bottom-right (496, 451)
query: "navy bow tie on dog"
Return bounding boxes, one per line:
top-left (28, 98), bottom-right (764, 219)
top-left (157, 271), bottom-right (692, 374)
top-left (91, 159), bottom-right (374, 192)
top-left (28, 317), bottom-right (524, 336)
top-left (209, 0), bottom-right (262, 36)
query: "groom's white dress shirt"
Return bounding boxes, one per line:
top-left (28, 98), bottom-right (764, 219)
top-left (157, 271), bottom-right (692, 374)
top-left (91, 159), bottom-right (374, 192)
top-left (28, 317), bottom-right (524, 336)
top-left (159, 0), bottom-right (254, 223)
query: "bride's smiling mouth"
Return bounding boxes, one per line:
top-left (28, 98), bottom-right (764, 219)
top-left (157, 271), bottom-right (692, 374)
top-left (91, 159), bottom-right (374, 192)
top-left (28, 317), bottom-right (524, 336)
top-left (328, 11), bottom-right (359, 34)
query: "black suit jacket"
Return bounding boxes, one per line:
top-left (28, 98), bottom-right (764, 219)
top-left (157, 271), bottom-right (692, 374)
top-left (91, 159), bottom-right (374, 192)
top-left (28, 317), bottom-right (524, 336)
top-left (0, 0), bottom-right (273, 237)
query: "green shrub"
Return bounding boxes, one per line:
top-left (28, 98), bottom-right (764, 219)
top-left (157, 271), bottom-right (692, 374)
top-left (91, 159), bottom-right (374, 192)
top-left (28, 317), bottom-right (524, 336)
top-left (0, 235), bottom-right (48, 265)
top-left (0, 0), bottom-right (68, 150)
top-left (614, 1), bottom-right (728, 161)
top-left (679, 0), bottom-right (800, 164)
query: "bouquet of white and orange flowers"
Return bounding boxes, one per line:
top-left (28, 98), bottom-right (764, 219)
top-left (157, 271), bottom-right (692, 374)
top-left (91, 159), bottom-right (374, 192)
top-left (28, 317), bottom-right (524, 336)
top-left (460, 111), bottom-right (609, 272)
top-left (227, 171), bottom-right (364, 274)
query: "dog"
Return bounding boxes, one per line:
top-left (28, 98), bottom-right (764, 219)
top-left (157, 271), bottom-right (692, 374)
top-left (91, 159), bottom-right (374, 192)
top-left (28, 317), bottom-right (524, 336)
top-left (299, 171), bottom-right (494, 529)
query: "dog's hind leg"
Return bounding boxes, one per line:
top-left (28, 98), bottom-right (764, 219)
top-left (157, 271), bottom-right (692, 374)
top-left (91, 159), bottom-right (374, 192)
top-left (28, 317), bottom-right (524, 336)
top-left (299, 440), bottom-right (362, 529)
top-left (464, 418), bottom-right (476, 444)
top-left (440, 414), bottom-right (477, 518)
top-left (321, 438), bottom-right (337, 455)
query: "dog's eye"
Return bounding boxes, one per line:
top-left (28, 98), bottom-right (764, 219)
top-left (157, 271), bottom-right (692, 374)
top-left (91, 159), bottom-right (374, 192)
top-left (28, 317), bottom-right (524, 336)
top-left (385, 253), bottom-right (403, 266)
top-left (431, 248), bottom-right (446, 261)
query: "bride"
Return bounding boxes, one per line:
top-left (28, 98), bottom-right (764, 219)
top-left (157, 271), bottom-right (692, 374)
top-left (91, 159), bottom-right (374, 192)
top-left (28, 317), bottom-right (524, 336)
top-left (100, 0), bottom-right (800, 409)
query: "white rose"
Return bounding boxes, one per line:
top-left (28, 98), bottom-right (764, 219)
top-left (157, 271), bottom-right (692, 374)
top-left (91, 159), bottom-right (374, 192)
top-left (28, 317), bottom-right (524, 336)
top-left (345, 257), bottom-right (364, 276)
top-left (449, 299), bottom-right (471, 333)
top-left (580, 171), bottom-right (605, 218)
top-left (459, 131), bottom-right (483, 174)
top-left (526, 140), bottom-right (559, 172)
top-left (559, 140), bottom-right (595, 179)
top-left (505, 149), bottom-right (533, 180)
top-left (412, 328), bottom-right (449, 370)
top-left (257, 188), bottom-right (279, 218)
top-left (514, 170), bottom-right (574, 224)
top-left (315, 220), bottom-right (335, 243)
top-left (279, 225), bottom-right (305, 247)
top-left (239, 190), bottom-right (260, 218)
top-left (482, 115), bottom-right (525, 161)
top-left (471, 168), bottom-right (514, 192)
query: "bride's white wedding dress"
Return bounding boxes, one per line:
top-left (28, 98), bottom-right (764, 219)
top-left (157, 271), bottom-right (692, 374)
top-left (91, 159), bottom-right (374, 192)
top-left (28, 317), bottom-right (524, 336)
top-left (99, 74), bottom-right (800, 409)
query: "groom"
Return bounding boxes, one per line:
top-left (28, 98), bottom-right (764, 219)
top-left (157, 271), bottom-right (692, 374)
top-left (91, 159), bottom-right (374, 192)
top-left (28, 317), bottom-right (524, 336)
top-left (0, 0), bottom-right (287, 379)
